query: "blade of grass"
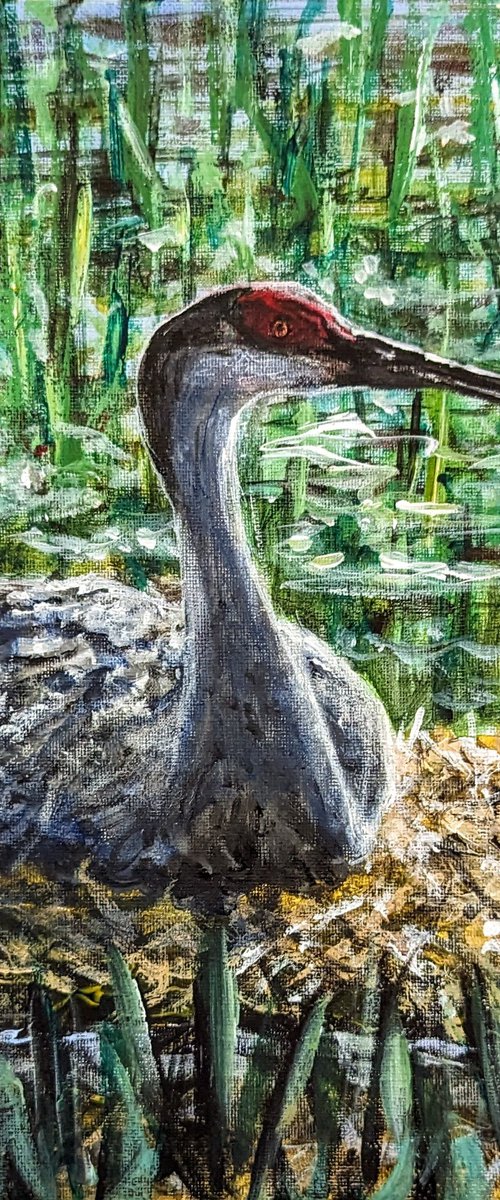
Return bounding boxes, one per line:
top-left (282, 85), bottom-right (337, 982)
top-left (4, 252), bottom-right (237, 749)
top-left (369, 1013), bottom-right (415, 1200)
top-left (69, 180), bottom-right (92, 327)
top-left (464, 0), bottom-right (500, 349)
top-left (368, 1135), bottom-right (415, 1200)
top-left (122, 0), bottom-right (151, 144)
top-left (380, 1014), bottom-right (413, 1150)
top-left (440, 1127), bottom-right (489, 1200)
top-left (30, 983), bottom-right (89, 1199)
top-left (233, 1028), bottom-right (282, 1171)
top-left (206, 0), bottom-right (238, 171)
top-left (423, 140), bottom-right (459, 508)
top-left (247, 992), bottom-right (331, 1200)
top-left (96, 1027), bottom-right (158, 1200)
top-left (117, 95), bottom-right (164, 229)
top-left (1, 0), bottom-right (35, 197)
top-left (193, 921), bottom-right (239, 1194)
top-left (235, 0), bottom-right (318, 228)
top-left (104, 68), bottom-right (126, 186)
top-left (102, 277), bottom-right (129, 387)
top-left (108, 945), bottom-right (162, 1131)
top-left (464, 0), bottom-right (500, 196)
top-left (0, 1055), bottom-right (49, 1200)
top-left (361, 957), bottom-right (399, 1189)
top-left (29, 984), bottom-right (62, 1181)
top-left (388, 0), bottom-right (448, 226)
top-left (462, 963), bottom-right (500, 1148)
top-left (0, 0), bottom-right (36, 419)
top-left (204, 922), bottom-right (239, 1130)
top-left (307, 1030), bottom-right (343, 1200)
top-left (43, 6), bottom-right (89, 467)
top-left (341, 0), bottom-right (393, 258)
top-left (411, 1046), bottom-right (451, 1195)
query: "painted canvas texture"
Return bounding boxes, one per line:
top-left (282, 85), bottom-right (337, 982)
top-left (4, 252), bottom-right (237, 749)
top-left (0, 0), bottom-right (500, 1197)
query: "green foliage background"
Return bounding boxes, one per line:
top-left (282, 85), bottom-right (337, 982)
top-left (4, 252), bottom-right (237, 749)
top-left (1, 0), bottom-right (500, 731)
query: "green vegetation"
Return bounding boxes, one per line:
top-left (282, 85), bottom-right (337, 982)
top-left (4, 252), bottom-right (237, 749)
top-left (1, 0), bottom-right (500, 732)
top-left (1, 942), bottom-right (497, 1200)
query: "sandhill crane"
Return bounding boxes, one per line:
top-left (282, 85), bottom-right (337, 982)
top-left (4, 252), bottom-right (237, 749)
top-left (2, 283), bottom-right (500, 900)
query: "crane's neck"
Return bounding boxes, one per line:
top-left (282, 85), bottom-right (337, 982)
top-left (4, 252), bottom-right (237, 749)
top-left (164, 349), bottom-right (279, 669)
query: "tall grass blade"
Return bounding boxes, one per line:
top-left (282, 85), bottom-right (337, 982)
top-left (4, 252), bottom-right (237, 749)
top-left (122, 0), bottom-right (151, 144)
top-left (30, 984), bottom-right (89, 1198)
top-left (0, 1055), bottom-right (48, 1200)
top-left (107, 945), bottom-right (162, 1130)
top-left (439, 1129), bottom-right (489, 1200)
top-left (370, 1014), bottom-right (415, 1200)
top-left (0, 0), bottom-right (35, 416)
top-left (247, 993), bottom-right (330, 1200)
top-left (343, 0), bottom-right (392, 243)
top-left (388, 0), bottom-right (448, 225)
top-left (462, 964), bottom-right (500, 1147)
top-left (235, 0), bottom-right (318, 227)
top-left (69, 180), bottom-right (92, 327)
top-left (369, 1136), bottom-right (415, 1200)
top-left (380, 1014), bottom-right (412, 1148)
top-left (233, 1029), bottom-right (281, 1170)
top-left (202, 922), bottom-right (239, 1130)
top-left (102, 279), bottom-right (129, 387)
top-left (29, 984), bottom-right (61, 1179)
top-left (105, 69), bottom-right (126, 185)
top-left (1, 0), bottom-right (35, 197)
top-left (117, 96), bottom-right (164, 228)
top-left (206, 0), bottom-right (238, 168)
top-left (193, 922), bottom-right (239, 1193)
top-left (96, 1027), bottom-right (158, 1200)
top-left (361, 962), bottom-right (395, 1189)
top-left (464, 0), bottom-right (500, 195)
top-left (307, 1031), bottom-right (342, 1200)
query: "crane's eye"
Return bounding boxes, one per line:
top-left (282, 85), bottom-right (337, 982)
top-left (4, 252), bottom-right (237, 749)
top-left (270, 318), bottom-right (289, 339)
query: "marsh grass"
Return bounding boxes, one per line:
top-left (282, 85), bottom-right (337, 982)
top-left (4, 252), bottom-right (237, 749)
top-left (0, 939), bottom-right (498, 1200)
top-left (1, 0), bottom-right (500, 729)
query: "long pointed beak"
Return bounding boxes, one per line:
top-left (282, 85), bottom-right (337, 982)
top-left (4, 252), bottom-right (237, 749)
top-left (347, 329), bottom-right (500, 405)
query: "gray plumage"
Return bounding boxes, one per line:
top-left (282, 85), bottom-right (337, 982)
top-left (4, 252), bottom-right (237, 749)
top-left (0, 572), bottom-right (391, 894)
top-left (0, 574), bottom-right (182, 884)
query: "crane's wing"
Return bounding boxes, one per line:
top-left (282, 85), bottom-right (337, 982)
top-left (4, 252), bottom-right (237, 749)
top-left (0, 574), bottom-right (183, 881)
top-left (279, 619), bottom-right (395, 821)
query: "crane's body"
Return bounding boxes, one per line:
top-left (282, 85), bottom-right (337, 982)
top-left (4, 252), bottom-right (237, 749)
top-left (2, 282), bottom-right (500, 896)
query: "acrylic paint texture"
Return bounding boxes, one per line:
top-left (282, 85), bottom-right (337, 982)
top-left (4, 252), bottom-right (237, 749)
top-left (0, 0), bottom-right (500, 1197)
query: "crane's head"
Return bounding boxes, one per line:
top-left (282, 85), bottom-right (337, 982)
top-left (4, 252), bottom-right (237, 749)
top-left (140, 281), bottom-right (500, 421)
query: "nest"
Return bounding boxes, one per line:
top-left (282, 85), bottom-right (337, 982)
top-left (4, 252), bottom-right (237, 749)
top-left (0, 727), bottom-right (498, 1030)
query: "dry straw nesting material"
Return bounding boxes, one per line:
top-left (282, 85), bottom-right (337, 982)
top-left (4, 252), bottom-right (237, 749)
top-left (0, 729), bottom-right (498, 1024)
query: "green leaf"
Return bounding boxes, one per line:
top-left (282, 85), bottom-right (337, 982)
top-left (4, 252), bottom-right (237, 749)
top-left (247, 993), bottom-right (331, 1200)
top-left (0, 1055), bottom-right (48, 1200)
top-left (107, 946), bottom-right (162, 1130)
top-left (462, 964), bottom-right (500, 1148)
top-left (380, 1017), bottom-right (412, 1148)
top-left (233, 1031), bottom-right (280, 1170)
top-left (122, 0), bottom-right (151, 144)
top-left (441, 1130), bottom-right (489, 1200)
top-left (29, 984), bottom-right (61, 1181)
top-left (69, 182), bottom-right (92, 326)
top-left (97, 1028), bottom-right (158, 1200)
top-left (204, 923), bottom-right (239, 1128)
top-left (464, 0), bottom-right (500, 194)
top-left (388, 0), bottom-right (448, 223)
top-left (368, 1134), bottom-right (415, 1200)
top-left (24, 0), bottom-right (57, 29)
